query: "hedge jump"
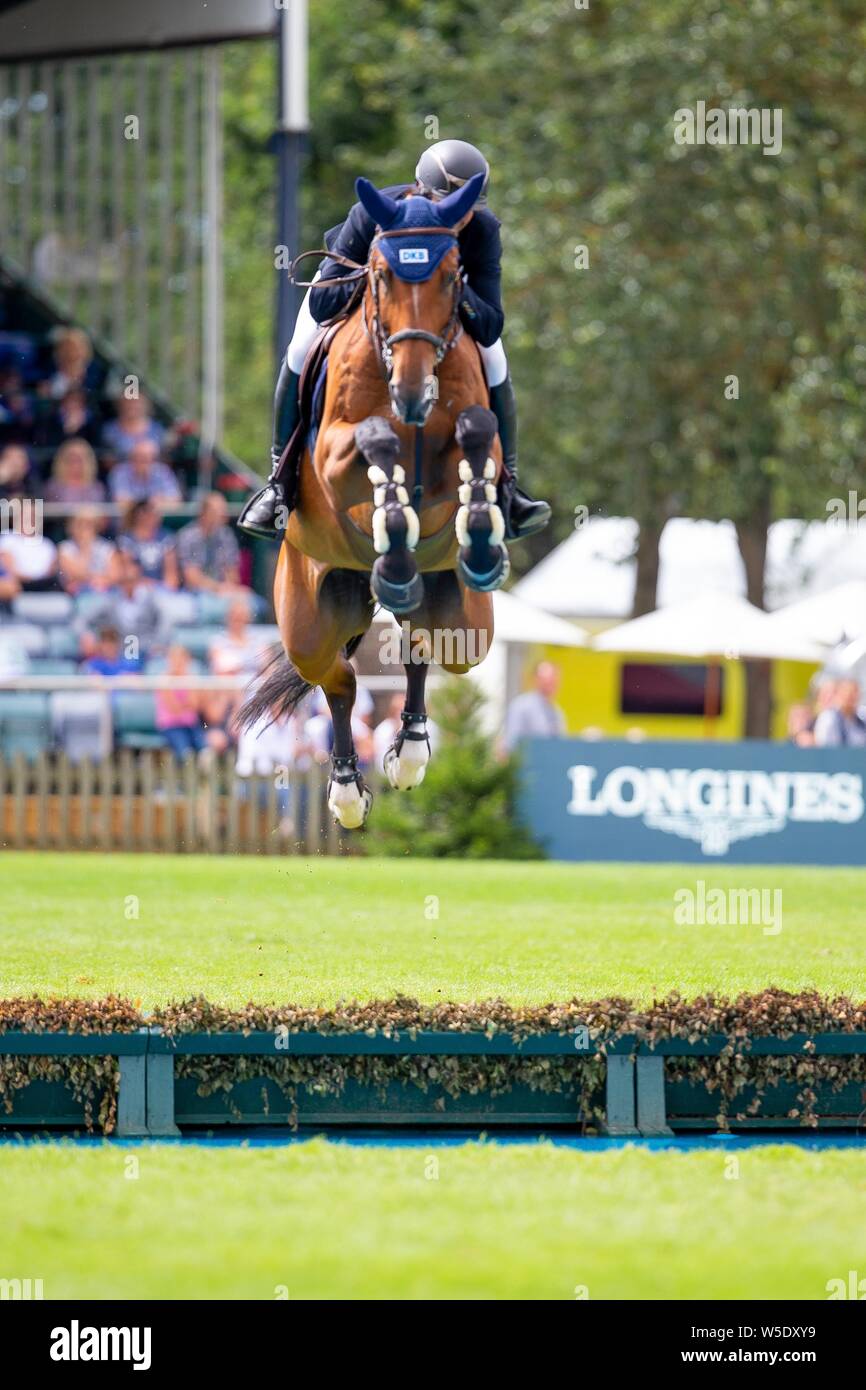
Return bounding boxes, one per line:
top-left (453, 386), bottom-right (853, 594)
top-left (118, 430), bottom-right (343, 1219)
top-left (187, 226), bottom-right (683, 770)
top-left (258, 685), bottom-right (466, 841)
top-left (2, 1028), bottom-right (865, 1136)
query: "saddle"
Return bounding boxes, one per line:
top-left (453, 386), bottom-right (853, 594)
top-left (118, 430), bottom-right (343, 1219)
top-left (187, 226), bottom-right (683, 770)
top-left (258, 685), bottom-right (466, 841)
top-left (277, 320), bottom-right (342, 507)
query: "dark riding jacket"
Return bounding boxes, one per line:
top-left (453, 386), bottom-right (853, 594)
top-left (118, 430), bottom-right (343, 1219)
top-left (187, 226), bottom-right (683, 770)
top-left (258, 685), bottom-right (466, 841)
top-left (309, 183), bottom-right (505, 347)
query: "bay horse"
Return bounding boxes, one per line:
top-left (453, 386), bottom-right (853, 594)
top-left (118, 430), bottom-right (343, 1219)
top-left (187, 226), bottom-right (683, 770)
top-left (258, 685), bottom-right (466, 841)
top-left (241, 172), bottom-right (508, 830)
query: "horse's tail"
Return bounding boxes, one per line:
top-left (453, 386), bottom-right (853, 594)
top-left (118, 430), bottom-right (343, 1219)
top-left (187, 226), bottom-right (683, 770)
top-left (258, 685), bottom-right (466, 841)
top-left (236, 644), bottom-right (312, 731)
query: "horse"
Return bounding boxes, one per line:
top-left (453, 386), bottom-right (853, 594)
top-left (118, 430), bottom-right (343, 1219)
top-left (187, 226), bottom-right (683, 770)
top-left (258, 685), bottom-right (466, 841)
top-left (241, 171), bottom-right (509, 831)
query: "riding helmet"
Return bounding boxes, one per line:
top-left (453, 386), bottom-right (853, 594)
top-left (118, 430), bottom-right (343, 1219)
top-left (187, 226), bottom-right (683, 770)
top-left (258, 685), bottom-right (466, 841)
top-left (415, 139), bottom-right (490, 205)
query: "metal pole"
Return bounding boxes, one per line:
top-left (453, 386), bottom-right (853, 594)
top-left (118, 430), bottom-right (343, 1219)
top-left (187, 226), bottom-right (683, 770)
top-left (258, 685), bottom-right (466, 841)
top-left (201, 46), bottom-right (224, 494)
top-left (275, 0), bottom-right (309, 365)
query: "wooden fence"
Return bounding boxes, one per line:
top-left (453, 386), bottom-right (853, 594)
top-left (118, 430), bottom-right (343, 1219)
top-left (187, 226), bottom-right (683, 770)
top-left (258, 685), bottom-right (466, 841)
top-left (0, 750), bottom-right (345, 855)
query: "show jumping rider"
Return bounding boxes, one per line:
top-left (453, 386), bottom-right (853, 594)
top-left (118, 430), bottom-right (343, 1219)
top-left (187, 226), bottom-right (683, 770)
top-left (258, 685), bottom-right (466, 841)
top-left (238, 138), bottom-right (551, 544)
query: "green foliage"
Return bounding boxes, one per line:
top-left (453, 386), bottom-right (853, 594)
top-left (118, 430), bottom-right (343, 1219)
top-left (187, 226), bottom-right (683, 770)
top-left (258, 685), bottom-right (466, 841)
top-left (364, 678), bottom-right (544, 859)
top-left (221, 3), bottom-right (866, 590)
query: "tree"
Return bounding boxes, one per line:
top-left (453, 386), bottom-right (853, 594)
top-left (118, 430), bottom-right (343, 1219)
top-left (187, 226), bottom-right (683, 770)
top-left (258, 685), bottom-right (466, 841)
top-left (365, 677), bottom-right (543, 860)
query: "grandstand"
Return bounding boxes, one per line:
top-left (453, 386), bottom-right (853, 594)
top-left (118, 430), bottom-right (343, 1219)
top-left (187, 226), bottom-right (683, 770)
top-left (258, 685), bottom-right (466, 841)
top-left (0, 7), bottom-right (300, 775)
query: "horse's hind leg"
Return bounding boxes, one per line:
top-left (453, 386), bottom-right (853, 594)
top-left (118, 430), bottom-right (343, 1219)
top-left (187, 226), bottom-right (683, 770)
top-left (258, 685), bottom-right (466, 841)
top-left (275, 552), bottom-right (374, 830)
top-left (356, 416), bottom-right (423, 615)
top-left (384, 654), bottom-right (431, 791)
top-left (454, 405), bottom-right (510, 593)
top-left (321, 653), bottom-right (374, 829)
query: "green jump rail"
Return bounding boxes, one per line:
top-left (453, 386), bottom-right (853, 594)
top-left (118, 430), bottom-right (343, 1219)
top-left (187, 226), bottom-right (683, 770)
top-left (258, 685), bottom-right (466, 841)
top-left (1, 1029), bottom-right (865, 1137)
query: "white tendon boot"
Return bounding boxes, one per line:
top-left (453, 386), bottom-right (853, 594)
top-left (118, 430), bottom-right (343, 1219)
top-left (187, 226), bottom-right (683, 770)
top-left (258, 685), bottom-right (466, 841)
top-left (384, 713), bottom-right (431, 791)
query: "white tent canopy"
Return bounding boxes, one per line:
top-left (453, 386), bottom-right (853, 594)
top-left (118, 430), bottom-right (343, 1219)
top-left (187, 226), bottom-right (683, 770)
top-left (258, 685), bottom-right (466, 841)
top-left (514, 516), bottom-right (866, 621)
top-left (373, 589), bottom-right (588, 648)
top-left (763, 581), bottom-right (866, 648)
top-left (593, 593), bottom-right (825, 663)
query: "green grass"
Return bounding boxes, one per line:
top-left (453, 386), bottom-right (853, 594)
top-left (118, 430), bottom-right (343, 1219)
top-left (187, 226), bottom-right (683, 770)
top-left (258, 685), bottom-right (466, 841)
top-left (1, 1139), bottom-right (863, 1299)
top-left (0, 852), bottom-right (863, 1008)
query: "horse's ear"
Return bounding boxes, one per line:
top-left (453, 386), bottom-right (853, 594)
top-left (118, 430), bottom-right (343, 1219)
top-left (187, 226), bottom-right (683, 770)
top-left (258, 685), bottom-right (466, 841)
top-left (355, 177), bottom-right (401, 230)
top-left (435, 171), bottom-right (486, 228)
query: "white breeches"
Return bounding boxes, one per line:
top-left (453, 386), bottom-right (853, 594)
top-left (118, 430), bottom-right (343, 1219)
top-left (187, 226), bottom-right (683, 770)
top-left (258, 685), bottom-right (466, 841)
top-left (286, 270), bottom-right (509, 388)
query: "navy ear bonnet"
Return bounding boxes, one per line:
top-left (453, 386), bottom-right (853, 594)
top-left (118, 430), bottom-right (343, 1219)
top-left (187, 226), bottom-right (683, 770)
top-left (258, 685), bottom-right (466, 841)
top-left (355, 172), bottom-right (485, 282)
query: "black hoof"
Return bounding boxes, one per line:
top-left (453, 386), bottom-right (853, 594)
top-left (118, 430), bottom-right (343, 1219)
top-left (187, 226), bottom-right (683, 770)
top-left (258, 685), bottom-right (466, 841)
top-left (371, 559), bottom-right (424, 614)
top-left (458, 543), bottom-right (510, 593)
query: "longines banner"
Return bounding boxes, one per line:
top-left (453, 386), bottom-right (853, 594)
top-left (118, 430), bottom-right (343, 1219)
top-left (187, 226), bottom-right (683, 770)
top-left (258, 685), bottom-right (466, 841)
top-left (519, 738), bottom-right (866, 865)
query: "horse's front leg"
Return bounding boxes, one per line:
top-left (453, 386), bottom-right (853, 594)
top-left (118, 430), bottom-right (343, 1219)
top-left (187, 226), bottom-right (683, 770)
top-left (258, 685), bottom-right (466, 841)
top-left (454, 405), bottom-right (510, 592)
top-left (355, 416), bottom-right (423, 615)
top-left (383, 651), bottom-right (431, 791)
top-left (322, 654), bottom-right (373, 830)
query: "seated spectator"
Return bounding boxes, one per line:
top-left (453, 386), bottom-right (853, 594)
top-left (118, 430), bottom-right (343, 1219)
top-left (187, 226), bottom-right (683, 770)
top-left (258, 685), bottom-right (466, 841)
top-left (198, 596), bottom-right (261, 749)
top-left (0, 366), bottom-right (35, 441)
top-left (44, 327), bottom-right (101, 401)
top-left (44, 437), bottom-right (106, 506)
top-left (208, 596), bottom-right (261, 678)
top-left (81, 625), bottom-right (140, 676)
top-left (0, 508), bottom-right (58, 591)
top-left (177, 492), bottom-right (241, 593)
top-left (108, 438), bottom-right (181, 507)
top-left (155, 644), bottom-right (208, 760)
top-left (814, 678), bottom-right (866, 748)
top-left (0, 556), bottom-right (21, 607)
top-left (101, 393), bottom-right (165, 463)
top-left (79, 552), bottom-right (165, 662)
top-left (35, 386), bottom-right (101, 452)
top-left (0, 442), bottom-right (37, 498)
top-left (116, 499), bottom-right (179, 588)
top-left (58, 509), bottom-right (118, 595)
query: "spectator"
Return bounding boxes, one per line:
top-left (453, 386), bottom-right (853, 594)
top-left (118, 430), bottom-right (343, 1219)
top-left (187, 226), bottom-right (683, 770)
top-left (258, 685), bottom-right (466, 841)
top-left (504, 660), bottom-right (566, 752)
top-left (58, 510), bottom-right (118, 595)
top-left (36, 386), bottom-right (101, 452)
top-left (304, 687), bottom-right (374, 770)
top-left (0, 366), bottom-right (35, 441)
top-left (177, 492), bottom-right (241, 593)
top-left (81, 626), bottom-right (140, 676)
top-left (235, 703), bottom-right (300, 831)
top-left (814, 678), bottom-right (866, 748)
top-left (787, 702), bottom-right (815, 748)
top-left (155, 644), bottom-right (208, 760)
top-left (0, 442), bottom-right (37, 498)
top-left (197, 597), bottom-right (259, 748)
top-left (44, 438), bottom-right (106, 506)
top-left (101, 393), bottom-right (165, 462)
top-left (0, 555), bottom-right (21, 607)
top-left (0, 507), bottom-right (58, 591)
top-left (116, 500), bottom-right (179, 588)
top-left (80, 552), bottom-right (165, 661)
top-left (108, 438), bottom-right (181, 507)
top-left (208, 596), bottom-right (261, 679)
top-left (45, 327), bottom-right (100, 401)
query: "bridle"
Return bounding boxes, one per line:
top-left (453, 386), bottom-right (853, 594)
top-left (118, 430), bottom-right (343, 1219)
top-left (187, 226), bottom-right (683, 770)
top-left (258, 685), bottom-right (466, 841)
top-left (363, 227), bottom-right (464, 379)
top-left (291, 227), bottom-right (465, 382)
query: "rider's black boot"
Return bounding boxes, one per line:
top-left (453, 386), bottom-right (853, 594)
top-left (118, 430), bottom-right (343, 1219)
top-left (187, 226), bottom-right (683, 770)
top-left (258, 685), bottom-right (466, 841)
top-left (238, 362), bottom-right (302, 540)
top-left (489, 375), bottom-right (551, 541)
